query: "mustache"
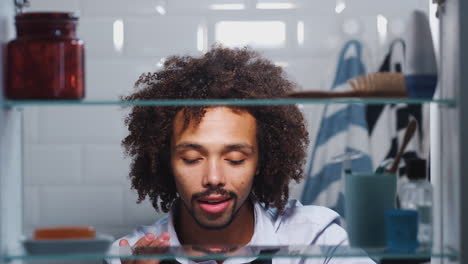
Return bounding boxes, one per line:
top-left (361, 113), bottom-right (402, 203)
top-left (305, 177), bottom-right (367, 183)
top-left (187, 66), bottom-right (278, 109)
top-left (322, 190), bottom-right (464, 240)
top-left (191, 187), bottom-right (237, 201)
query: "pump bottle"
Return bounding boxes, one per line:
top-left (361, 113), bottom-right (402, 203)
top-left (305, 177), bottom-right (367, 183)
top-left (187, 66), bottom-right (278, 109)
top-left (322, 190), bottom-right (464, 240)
top-left (398, 159), bottom-right (433, 249)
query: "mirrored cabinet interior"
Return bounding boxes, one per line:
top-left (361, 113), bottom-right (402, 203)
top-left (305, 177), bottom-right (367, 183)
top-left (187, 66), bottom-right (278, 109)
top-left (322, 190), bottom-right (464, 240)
top-left (0, 0), bottom-right (467, 263)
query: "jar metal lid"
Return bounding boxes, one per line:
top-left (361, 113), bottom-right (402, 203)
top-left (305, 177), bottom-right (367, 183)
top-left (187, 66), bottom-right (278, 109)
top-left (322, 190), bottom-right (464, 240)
top-left (15, 12), bottom-right (78, 21)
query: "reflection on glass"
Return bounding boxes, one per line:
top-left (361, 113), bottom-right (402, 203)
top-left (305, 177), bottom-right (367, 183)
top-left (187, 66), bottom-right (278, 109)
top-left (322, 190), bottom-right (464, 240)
top-left (197, 24), bottom-right (207, 52)
top-left (112, 19), bottom-right (124, 53)
top-left (332, 149), bottom-right (365, 163)
top-left (297, 21), bottom-right (304, 46)
top-left (256, 3), bottom-right (296, 9)
top-left (377, 15), bottom-right (388, 45)
top-left (335, 0), bottom-right (346, 14)
top-left (215, 21), bottom-right (286, 48)
top-left (210, 4), bottom-right (245, 10)
top-left (152, 0), bottom-right (166, 15)
top-left (4, 244), bottom-right (457, 261)
top-left (429, 2), bottom-right (440, 55)
top-left (155, 5), bottom-right (166, 15)
top-left (156, 57), bottom-right (167, 68)
top-left (112, 244), bottom-right (452, 262)
top-left (123, 245), bottom-right (351, 259)
top-left (274, 61), bottom-right (289, 68)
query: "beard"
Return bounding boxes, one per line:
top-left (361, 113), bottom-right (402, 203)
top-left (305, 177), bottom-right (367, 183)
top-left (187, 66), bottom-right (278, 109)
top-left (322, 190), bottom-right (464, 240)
top-left (181, 187), bottom-right (244, 230)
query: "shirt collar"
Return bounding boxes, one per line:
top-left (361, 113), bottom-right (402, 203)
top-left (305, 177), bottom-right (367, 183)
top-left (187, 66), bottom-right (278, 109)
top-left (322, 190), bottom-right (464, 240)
top-left (166, 200), bottom-right (280, 263)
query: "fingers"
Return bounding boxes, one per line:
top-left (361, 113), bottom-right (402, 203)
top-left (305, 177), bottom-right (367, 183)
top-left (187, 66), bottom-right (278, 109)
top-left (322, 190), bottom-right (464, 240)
top-left (120, 235), bottom-right (160, 264)
top-left (121, 233), bottom-right (170, 264)
top-left (148, 232), bottom-right (170, 249)
top-left (120, 239), bottom-right (130, 246)
top-left (143, 233), bottom-right (170, 264)
top-left (119, 239), bottom-right (133, 264)
top-left (139, 233), bottom-right (170, 264)
top-left (134, 233), bottom-right (158, 248)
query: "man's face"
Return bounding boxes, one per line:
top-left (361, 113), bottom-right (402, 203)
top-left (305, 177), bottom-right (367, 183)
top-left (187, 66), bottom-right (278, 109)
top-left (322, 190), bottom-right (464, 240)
top-left (171, 107), bottom-right (258, 230)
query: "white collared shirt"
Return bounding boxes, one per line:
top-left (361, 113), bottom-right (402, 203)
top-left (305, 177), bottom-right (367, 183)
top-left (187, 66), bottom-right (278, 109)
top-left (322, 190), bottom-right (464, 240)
top-left (108, 200), bottom-right (374, 264)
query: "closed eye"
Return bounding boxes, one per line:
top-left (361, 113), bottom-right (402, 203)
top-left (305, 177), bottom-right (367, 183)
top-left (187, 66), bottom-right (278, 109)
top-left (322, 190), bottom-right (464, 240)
top-left (227, 159), bottom-right (245, 165)
top-left (182, 158), bottom-right (202, 164)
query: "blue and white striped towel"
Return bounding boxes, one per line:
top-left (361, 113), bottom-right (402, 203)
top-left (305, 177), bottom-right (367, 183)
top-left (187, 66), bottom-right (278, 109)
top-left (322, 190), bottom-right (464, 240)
top-left (301, 40), bottom-right (373, 218)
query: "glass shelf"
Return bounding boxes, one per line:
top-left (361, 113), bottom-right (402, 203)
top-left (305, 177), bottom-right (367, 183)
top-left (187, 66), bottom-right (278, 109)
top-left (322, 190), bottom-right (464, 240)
top-left (0, 98), bottom-right (457, 107)
top-left (3, 245), bottom-right (458, 262)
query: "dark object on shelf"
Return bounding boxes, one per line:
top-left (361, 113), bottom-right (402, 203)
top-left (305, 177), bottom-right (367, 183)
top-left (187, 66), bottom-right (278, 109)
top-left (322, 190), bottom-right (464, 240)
top-left (406, 158), bottom-right (427, 180)
top-left (405, 75), bottom-right (437, 99)
top-left (380, 258), bottom-right (431, 264)
top-left (6, 12), bottom-right (85, 99)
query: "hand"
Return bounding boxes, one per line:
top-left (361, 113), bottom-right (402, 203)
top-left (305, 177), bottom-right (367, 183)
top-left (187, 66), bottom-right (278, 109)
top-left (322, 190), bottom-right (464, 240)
top-left (119, 232), bottom-right (170, 264)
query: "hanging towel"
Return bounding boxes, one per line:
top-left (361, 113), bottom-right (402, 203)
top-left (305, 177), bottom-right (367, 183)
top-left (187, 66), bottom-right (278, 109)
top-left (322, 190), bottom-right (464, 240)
top-left (366, 39), bottom-right (425, 180)
top-left (301, 40), bottom-right (373, 218)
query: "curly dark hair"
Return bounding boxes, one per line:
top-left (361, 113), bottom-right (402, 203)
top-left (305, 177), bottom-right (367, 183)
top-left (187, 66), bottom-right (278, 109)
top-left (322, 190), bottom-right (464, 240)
top-left (122, 45), bottom-right (309, 213)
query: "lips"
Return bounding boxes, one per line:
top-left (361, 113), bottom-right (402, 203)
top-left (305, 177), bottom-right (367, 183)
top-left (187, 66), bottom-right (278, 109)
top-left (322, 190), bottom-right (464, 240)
top-left (198, 196), bottom-right (231, 214)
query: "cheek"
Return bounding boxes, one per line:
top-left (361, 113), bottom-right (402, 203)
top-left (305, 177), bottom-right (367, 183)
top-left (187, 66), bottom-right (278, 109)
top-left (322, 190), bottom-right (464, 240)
top-left (174, 179), bottom-right (194, 206)
top-left (232, 172), bottom-right (255, 194)
top-left (172, 161), bottom-right (201, 185)
top-left (173, 169), bottom-right (196, 201)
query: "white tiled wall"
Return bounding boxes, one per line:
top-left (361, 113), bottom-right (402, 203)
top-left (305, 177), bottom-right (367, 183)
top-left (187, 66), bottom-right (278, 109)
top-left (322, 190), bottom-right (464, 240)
top-left (22, 0), bottom-right (428, 238)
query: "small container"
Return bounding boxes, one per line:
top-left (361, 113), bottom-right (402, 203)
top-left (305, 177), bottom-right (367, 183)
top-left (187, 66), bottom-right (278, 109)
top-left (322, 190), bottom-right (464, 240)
top-left (399, 159), bottom-right (433, 250)
top-left (5, 12), bottom-right (85, 99)
top-left (345, 172), bottom-right (397, 248)
top-left (34, 226), bottom-right (96, 240)
top-left (384, 209), bottom-right (419, 253)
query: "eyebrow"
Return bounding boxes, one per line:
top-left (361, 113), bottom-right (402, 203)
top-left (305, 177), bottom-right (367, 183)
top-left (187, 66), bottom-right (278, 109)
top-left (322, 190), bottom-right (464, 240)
top-left (224, 144), bottom-right (255, 153)
top-left (174, 143), bottom-right (255, 155)
top-left (175, 143), bottom-right (203, 152)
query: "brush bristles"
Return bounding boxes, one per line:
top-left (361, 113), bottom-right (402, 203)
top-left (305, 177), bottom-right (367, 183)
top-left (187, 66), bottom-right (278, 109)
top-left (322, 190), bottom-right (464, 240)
top-left (348, 72), bottom-right (407, 97)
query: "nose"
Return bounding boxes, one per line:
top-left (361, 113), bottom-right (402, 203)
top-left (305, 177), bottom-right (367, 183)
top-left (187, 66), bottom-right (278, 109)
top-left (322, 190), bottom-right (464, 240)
top-left (202, 159), bottom-right (226, 188)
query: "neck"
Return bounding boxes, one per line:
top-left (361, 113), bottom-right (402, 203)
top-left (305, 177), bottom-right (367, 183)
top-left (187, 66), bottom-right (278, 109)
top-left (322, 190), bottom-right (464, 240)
top-left (175, 199), bottom-right (255, 246)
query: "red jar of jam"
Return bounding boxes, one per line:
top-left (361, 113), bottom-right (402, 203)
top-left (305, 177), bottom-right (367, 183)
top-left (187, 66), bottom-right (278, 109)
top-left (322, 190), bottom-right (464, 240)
top-left (6, 12), bottom-right (85, 99)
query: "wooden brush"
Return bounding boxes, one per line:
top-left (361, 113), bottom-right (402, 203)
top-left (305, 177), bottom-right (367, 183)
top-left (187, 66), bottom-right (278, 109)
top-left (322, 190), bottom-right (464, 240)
top-left (286, 72), bottom-right (407, 98)
top-left (387, 119), bottom-right (418, 174)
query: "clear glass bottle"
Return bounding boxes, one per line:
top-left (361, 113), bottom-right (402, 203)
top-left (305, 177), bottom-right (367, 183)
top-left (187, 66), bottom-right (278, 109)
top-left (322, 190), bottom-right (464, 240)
top-left (398, 158), bottom-right (433, 249)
